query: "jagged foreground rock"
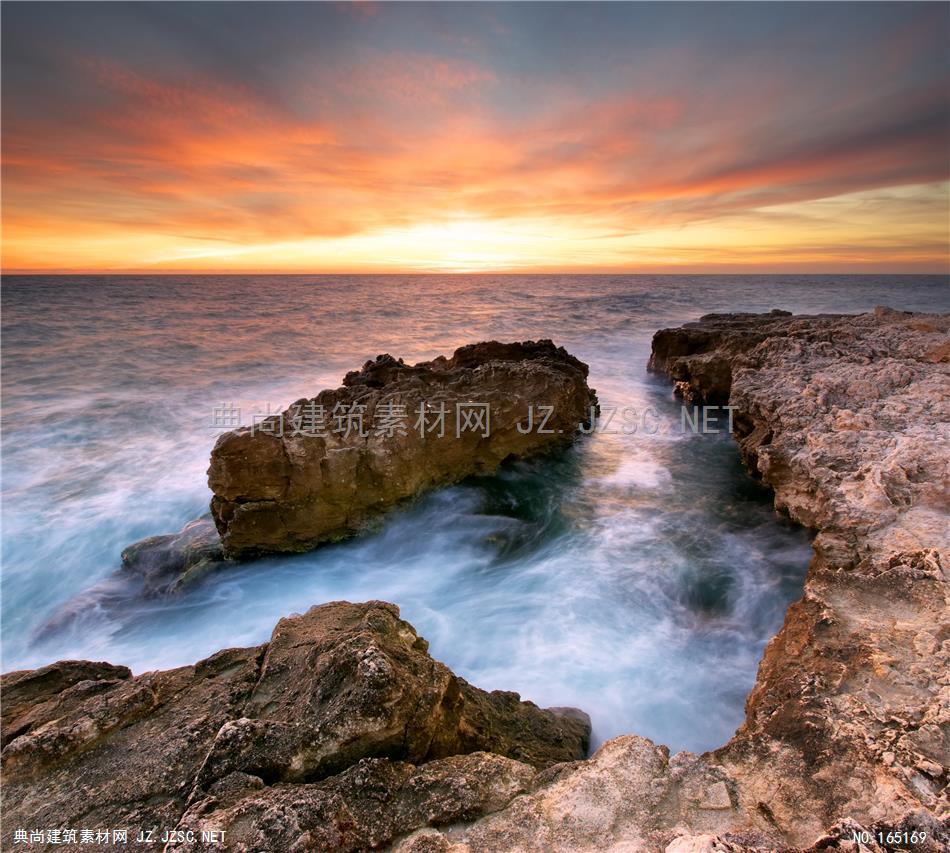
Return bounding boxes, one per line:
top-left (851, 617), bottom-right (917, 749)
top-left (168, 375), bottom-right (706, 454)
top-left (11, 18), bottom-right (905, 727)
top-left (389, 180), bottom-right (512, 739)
top-left (209, 340), bottom-right (597, 559)
top-left (1, 602), bottom-right (589, 851)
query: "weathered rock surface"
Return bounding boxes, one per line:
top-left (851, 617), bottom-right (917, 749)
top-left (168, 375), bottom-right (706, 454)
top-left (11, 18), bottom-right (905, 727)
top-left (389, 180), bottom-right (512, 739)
top-left (395, 308), bottom-right (949, 851)
top-left (105, 340), bottom-right (593, 594)
top-left (171, 751), bottom-right (537, 852)
top-left (6, 311), bottom-right (947, 851)
top-left (2, 601), bottom-right (589, 851)
top-left (208, 340), bottom-right (596, 558)
top-left (651, 309), bottom-right (949, 841)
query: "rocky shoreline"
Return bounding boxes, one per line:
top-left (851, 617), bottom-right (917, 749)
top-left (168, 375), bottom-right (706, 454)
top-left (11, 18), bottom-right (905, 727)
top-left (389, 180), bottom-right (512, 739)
top-left (3, 310), bottom-right (947, 851)
top-left (642, 307), bottom-right (949, 850)
top-left (114, 339), bottom-right (597, 596)
top-left (3, 602), bottom-right (590, 851)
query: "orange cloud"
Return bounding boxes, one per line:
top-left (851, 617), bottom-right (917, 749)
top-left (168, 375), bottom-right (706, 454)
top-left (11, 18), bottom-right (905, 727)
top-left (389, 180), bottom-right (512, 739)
top-left (2, 34), bottom-right (948, 273)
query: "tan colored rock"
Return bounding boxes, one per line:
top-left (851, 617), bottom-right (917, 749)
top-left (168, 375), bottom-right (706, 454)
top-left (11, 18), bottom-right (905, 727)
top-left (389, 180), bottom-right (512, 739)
top-left (700, 781), bottom-right (733, 811)
top-left (6, 311), bottom-right (948, 852)
top-left (652, 309), bottom-right (950, 842)
top-left (414, 309), bottom-right (949, 851)
top-left (394, 827), bottom-right (454, 852)
top-left (2, 602), bottom-right (589, 850)
top-left (664, 835), bottom-right (747, 853)
top-left (431, 738), bottom-right (778, 852)
top-left (208, 340), bottom-right (597, 558)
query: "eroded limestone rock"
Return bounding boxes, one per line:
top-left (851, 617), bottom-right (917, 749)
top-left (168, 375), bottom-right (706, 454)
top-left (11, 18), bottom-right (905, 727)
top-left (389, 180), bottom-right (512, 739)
top-left (208, 340), bottom-right (597, 558)
top-left (407, 308), bottom-right (949, 851)
top-left (1, 601), bottom-right (589, 850)
top-left (656, 309), bottom-right (949, 842)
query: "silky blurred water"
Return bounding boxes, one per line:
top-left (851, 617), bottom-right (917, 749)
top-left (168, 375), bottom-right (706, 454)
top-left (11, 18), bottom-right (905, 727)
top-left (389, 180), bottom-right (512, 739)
top-left (2, 274), bottom-right (947, 752)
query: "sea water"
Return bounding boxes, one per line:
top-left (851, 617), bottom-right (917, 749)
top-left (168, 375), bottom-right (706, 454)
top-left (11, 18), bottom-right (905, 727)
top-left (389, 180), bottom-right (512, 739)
top-left (2, 274), bottom-right (947, 752)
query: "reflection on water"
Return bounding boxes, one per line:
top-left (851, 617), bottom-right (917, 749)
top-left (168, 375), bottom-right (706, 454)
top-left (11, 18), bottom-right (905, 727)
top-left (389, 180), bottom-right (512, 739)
top-left (2, 274), bottom-right (947, 751)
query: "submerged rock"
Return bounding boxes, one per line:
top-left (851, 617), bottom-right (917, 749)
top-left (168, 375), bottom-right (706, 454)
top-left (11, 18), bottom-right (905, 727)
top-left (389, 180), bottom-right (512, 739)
top-left (208, 339), bottom-right (597, 558)
top-left (2, 601), bottom-right (590, 849)
top-left (120, 517), bottom-right (227, 595)
top-left (36, 519), bottom-right (229, 638)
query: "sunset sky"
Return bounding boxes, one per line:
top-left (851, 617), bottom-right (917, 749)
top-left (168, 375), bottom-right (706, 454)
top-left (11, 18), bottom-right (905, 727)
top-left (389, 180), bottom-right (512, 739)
top-left (2, 2), bottom-right (948, 274)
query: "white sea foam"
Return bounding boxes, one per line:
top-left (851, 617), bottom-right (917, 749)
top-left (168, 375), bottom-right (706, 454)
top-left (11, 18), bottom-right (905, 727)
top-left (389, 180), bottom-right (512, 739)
top-left (4, 274), bottom-right (946, 750)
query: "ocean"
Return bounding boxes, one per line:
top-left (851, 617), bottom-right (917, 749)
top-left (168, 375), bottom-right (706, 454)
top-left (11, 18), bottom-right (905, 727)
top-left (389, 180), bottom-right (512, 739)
top-left (2, 274), bottom-right (947, 752)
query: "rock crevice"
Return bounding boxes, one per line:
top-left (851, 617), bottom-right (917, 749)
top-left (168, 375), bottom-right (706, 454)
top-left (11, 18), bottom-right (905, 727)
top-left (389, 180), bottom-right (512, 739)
top-left (413, 308), bottom-right (948, 851)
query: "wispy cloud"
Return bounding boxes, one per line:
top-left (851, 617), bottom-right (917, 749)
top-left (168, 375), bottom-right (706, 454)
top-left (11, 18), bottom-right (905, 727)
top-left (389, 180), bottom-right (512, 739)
top-left (2, 2), bottom-right (947, 272)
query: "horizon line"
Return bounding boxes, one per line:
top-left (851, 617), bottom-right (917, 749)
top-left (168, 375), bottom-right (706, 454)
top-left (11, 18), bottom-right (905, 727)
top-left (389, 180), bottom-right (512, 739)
top-left (3, 269), bottom-right (949, 277)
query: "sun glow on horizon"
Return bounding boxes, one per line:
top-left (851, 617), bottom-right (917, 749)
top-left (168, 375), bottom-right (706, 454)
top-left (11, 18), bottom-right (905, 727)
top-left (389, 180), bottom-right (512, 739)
top-left (2, 3), bottom-right (948, 274)
top-left (5, 181), bottom-right (948, 275)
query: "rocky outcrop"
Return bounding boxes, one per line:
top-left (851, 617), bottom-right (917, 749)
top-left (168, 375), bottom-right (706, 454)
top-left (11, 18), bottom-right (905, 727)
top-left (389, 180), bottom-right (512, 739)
top-left (40, 341), bottom-right (594, 646)
top-left (648, 308), bottom-right (793, 405)
top-left (2, 602), bottom-right (589, 851)
top-left (40, 340), bottom-right (594, 620)
top-left (649, 308), bottom-right (950, 549)
top-left (395, 308), bottom-right (949, 851)
top-left (208, 340), bottom-right (596, 558)
top-left (647, 308), bottom-right (949, 841)
top-left (7, 311), bottom-right (947, 851)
